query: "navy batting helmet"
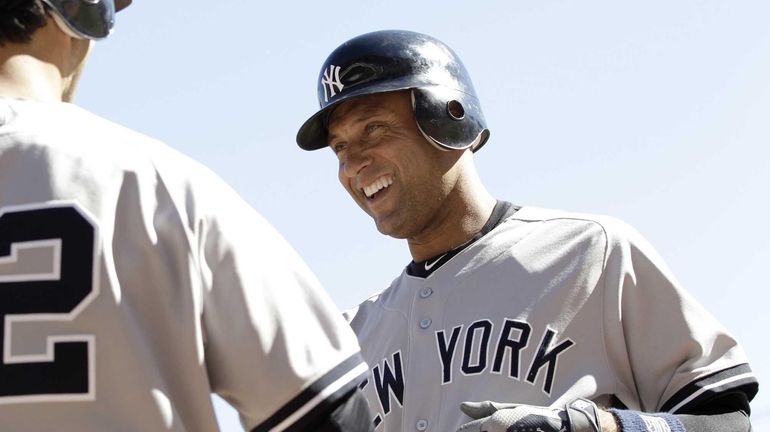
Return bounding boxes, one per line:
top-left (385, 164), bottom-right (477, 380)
top-left (41, 0), bottom-right (131, 40)
top-left (296, 30), bottom-right (490, 152)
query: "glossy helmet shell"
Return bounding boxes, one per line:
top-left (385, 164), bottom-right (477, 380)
top-left (296, 30), bottom-right (490, 152)
top-left (41, 0), bottom-right (131, 40)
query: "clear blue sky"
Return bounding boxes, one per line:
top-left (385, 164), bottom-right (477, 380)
top-left (77, 1), bottom-right (769, 429)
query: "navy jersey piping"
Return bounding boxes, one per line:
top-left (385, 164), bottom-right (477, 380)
top-left (251, 353), bottom-right (367, 432)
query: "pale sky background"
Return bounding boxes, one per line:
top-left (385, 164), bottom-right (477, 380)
top-left (77, 1), bottom-right (769, 430)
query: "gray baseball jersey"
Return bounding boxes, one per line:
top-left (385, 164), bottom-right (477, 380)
top-left (345, 202), bottom-right (757, 432)
top-left (0, 98), bottom-right (367, 431)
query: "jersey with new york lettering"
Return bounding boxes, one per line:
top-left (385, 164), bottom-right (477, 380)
top-left (0, 98), bottom-right (367, 431)
top-left (345, 203), bottom-right (758, 432)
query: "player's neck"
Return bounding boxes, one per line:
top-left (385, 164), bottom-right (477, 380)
top-left (407, 166), bottom-right (496, 262)
top-left (0, 23), bottom-right (84, 103)
top-left (0, 53), bottom-right (64, 102)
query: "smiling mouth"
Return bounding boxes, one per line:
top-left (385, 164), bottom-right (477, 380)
top-left (362, 176), bottom-right (393, 199)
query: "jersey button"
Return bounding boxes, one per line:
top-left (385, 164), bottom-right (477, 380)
top-left (419, 318), bottom-right (432, 329)
top-left (416, 419), bottom-right (428, 431)
top-left (420, 287), bottom-right (433, 298)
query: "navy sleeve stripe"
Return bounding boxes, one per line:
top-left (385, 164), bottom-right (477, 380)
top-left (251, 353), bottom-right (369, 432)
top-left (661, 363), bottom-right (759, 413)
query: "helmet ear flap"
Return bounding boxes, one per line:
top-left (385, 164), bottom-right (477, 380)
top-left (40, 0), bottom-right (117, 40)
top-left (412, 87), bottom-right (490, 152)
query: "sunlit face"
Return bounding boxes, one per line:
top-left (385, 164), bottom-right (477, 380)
top-left (327, 90), bottom-right (460, 239)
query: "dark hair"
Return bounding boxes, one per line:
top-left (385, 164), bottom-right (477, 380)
top-left (0, 0), bottom-right (48, 46)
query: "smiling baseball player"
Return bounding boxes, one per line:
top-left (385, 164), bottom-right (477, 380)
top-left (0, 1), bottom-right (372, 430)
top-left (296, 30), bottom-right (759, 432)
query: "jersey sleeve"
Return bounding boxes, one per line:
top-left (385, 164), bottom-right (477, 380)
top-left (599, 219), bottom-right (758, 413)
top-left (192, 171), bottom-right (367, 430)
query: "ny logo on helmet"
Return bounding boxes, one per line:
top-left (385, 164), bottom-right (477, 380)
top-left (322, 65), bottom-right (345, 102)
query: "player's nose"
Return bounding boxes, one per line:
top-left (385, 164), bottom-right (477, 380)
top-left (341, 145), bottom-right (372, 179)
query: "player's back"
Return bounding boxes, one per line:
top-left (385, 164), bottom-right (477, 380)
top-left (0, 98), bottom-right (354, 431)
top-left (0, 97), bottom-right (230, 430)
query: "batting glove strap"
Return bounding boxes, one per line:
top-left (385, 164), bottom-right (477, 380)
top-left (566, 398), bottom-right (602, 432)
top-left (609, 409), bottom-right (685, 432)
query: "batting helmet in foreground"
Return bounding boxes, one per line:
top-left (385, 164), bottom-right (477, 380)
top-left (41, 0), bottom-right (132, 40)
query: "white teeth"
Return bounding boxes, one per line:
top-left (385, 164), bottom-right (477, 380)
top-left (363, 176), bottom-right (393, 198)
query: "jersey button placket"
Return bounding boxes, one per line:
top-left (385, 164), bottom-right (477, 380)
top-left (416, 289), bottom-right (431, 429)
top-left (409, 281), bottom-right (441, 431)
top-left (419, 287), bottom-right (433, 329)
top-left (418, 287), bottom-right (433, 329)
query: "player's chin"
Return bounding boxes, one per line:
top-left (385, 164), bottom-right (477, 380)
top-left (375, 223), bottom-right (406, 239)
top-left (373, 215), bottom-right (410, 239)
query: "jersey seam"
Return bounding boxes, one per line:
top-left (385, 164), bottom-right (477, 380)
top-left (597, 221), bottom-right (619, 409)
top-left (149, 161), bottom-right (210, 357)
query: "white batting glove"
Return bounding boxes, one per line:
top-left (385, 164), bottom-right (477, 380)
top-left (456, 398), bottom-right (602, 432)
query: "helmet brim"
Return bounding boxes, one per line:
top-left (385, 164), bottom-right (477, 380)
top-left (296, 109), bottom-right (329, 151)
top-left (296, 80), bottom-right (417, 151)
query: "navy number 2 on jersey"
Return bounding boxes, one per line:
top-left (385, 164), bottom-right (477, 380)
top-left (0, 203), bottom-right (98, 403)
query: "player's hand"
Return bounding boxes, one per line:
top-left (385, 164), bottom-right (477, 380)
top-left (456, 398), bottom-right (602, 432)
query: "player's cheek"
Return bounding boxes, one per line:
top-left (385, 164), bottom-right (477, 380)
top-left (340, 177), bottom-right (362, 205)
top-left (337, 161), bottom-right (349, 187)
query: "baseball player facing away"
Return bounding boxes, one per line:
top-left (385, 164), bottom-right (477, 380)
top-left (0, 1), bottom-right (374, 431)
top-left (296, 30), bottom-right (759, 432)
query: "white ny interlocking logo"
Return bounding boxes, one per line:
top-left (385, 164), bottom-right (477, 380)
top-left (321, 64), bottom-right (344, 102)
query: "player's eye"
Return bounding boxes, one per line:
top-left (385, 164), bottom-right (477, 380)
top-left (366, 123), bottom-right (381, 134)
top-left (331, 142), bottom-right (347, 155)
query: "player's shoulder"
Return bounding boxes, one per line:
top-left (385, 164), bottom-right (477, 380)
top-left (343, 290), bottom-right (384, 323)
top-left (504, 205), bottom-right (654, 259)
top-left (510, 205), bottom-right (641, 239)
top-left (67, 102), bottom-right (227, 183)
top-left (2, 100), bottom-right (176, 171)
top-left (342, 272), bottom-right (408, 324)
top-left (2, 100), bottom-right (148, 145)
top-left (1, 99), bottom-right (245, 217)
top-left (56, 103), bottom-right (198, 166)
